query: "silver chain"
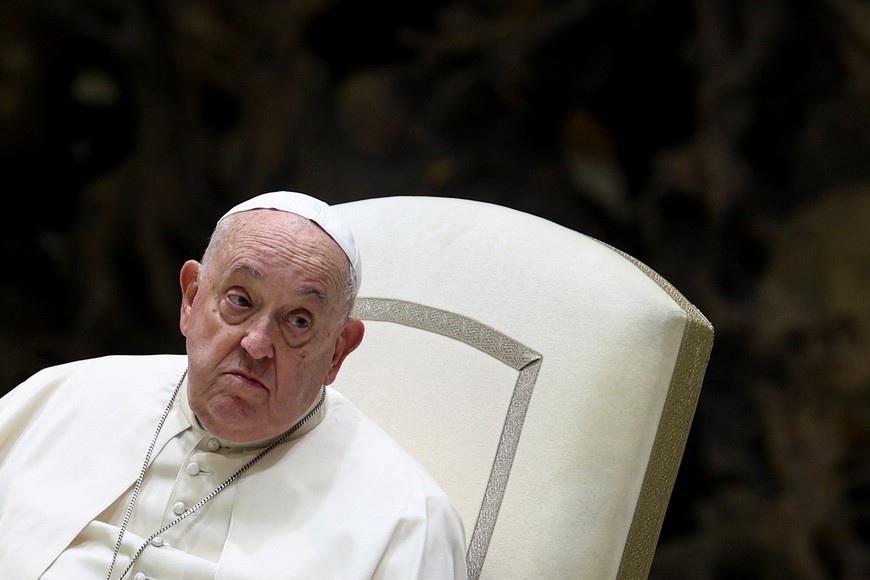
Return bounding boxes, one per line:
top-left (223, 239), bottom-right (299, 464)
top-left (107, 370), bottom-right (326, 580)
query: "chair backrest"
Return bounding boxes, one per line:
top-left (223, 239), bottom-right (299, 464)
top-left (332, 196), bottom-right (713, 579)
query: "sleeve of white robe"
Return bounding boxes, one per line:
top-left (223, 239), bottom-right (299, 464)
top-left (373, 493), bottom-right (469, 580)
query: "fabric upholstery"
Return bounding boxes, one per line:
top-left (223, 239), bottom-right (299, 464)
top-left (332, 196), bottom-right (713, 580)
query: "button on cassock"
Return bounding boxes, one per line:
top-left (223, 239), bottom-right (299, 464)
top-left (186, 461), bottom-right (201, 475)
top-left (207, 438), bottom-right (220, 451)
top-left (173, 501), bottom-right (187, 515)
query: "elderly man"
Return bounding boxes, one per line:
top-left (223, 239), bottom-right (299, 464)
top-left (0, 192), bottom-right (468, 579)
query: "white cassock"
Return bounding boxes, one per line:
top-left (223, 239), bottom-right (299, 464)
top-left (0, 355), bottom-right (467, 579)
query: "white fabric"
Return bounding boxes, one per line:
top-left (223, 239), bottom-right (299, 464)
top-left (220, 191), bottom-right (362, 285)
top-left (331, 196), bottom-right (707, 579)
top-left (0, 354), bottom-right (467, 579)
top-left (43, 377), bottom-right (325, 579)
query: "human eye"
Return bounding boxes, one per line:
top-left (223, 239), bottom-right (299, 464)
top-left (228, 293), bottom-right (252, 308)
top-left (218, 289), bottom-right (254, 324)
top-left (285, 314), bottom-right (310, 329)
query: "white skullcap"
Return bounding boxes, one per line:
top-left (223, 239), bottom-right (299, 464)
top-left (219, 191), bottom-right (361, 286)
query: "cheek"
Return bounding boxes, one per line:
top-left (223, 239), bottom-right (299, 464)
top-left (186, 319), bottom-right (239, 367)
top-left (186, 303), bottom-right (227, 338)
top-left (278, 348), bottom-right (332, 389)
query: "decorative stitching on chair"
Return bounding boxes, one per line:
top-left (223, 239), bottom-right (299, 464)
top-left (599, 242), bottom-right (715, 580)
top-left (351, 297), bottom-right (543, 580)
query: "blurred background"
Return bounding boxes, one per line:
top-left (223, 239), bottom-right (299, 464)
top-left (1, 0), bottom-right (868, 577)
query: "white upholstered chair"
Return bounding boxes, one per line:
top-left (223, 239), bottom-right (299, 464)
top-left (332, 196), bottom-right (714, 580)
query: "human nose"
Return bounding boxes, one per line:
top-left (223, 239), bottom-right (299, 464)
top-left (240, 315), bottom-right (275, 359)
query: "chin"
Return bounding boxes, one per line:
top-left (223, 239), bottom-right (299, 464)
top-left (203, 398), bottom-right (265, 440)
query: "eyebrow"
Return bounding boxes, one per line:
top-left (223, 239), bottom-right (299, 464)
top-left (230, 264), bottom-right (262, 279)
top-left (300, 287), bottom-right (329, 305)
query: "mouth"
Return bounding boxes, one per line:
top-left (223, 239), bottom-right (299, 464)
top-left (226, 370), bottom-right (267, 392)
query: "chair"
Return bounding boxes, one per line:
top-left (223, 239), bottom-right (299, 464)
top-left (332, 196), bottom-right (713, 579)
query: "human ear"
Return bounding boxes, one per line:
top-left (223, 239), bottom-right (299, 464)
top-left (179, 260), bottom-right (202, 336)
top-left (323, 318), bottom-right (365, 385)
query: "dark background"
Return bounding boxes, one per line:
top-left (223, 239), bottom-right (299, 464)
top-left (2, 1), bottom-right (868, 578)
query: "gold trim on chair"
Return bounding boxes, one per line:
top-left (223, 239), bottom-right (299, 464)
top-left (351, 297), bottom-right (543, 580)
top-left (603, 245), bottom-right (715, 580)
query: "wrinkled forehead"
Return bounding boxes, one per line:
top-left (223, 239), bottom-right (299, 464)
top-left (227, 210), bottom-right (339, 253)
top-left (215, 211), bottom-right (350, 308)
top-left (221, 210), bottom-right (348, 277)
top-left (218, 191), bottom-right (361, 285)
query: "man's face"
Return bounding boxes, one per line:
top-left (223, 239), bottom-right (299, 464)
top-left (179, 210), bottom-right (363, 442)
